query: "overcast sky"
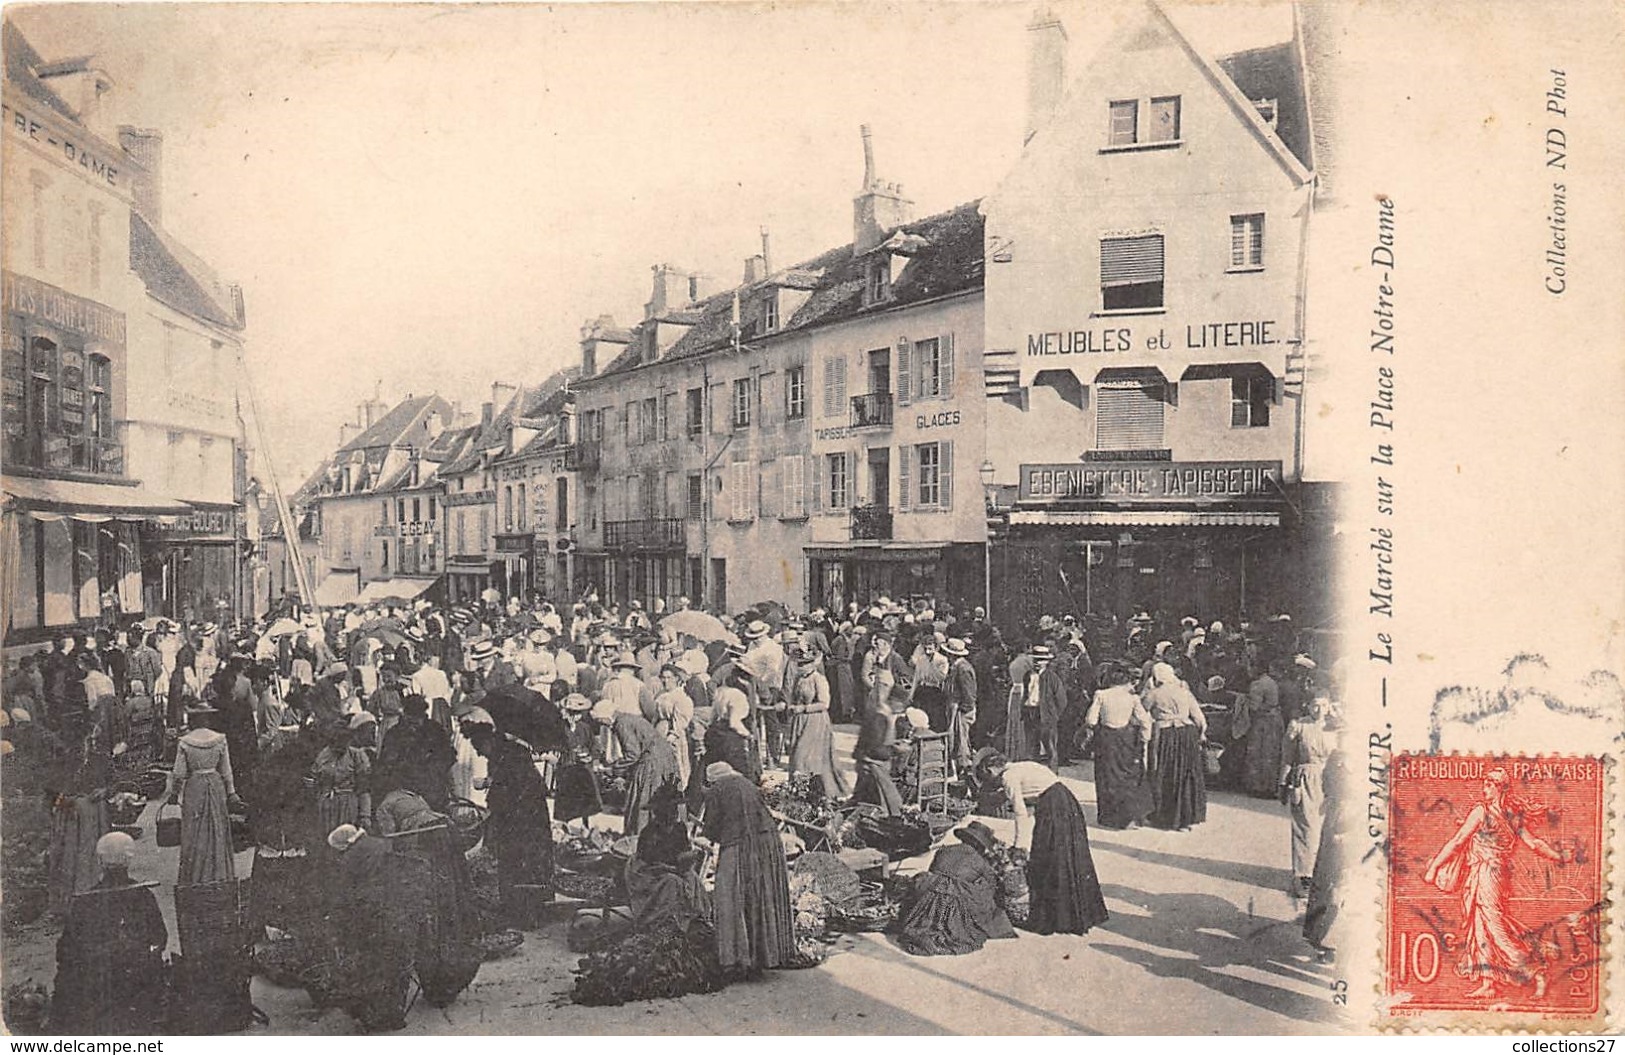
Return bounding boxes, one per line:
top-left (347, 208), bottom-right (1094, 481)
top-left (12, 1), bottom-right (1291, 487)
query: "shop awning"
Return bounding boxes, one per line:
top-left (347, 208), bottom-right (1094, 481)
top-left (312, 574), bottom-right (359, 607)
top-left (804, 544), bottom-right (945, 562)
top-left (3, 474), bottom-right (191, 520)
top-left (1009, 509), bottom-right (1279, 527)
top-left (355, 576), bottom-right (441, 604)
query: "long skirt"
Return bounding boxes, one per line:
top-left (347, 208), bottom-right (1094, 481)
top-left (1149, 724), bottom-right (1208, 831)
top-left (1289, 761), bottom-right (1327, 878)
top-left (1303, 805), bottom-right (1344, 949)
top-left (713, 831), bottom-right (794, 971)
top-left (414, 829), bottom-right (482, 1007)
top-left (895, 872), bottom-right (1014, 956)
top-left (1025, 783), bottom-right (1109, 935)
top-left (249, 852), bottom-right (313, 936)
top-left (622, 755), bottom-right (678, 837)
top-left (180, 772), bottom-right (237, 885)
top-left (1093, 724), bottom-right (1154, 830)
top-left (626, 857), bottom-right (712, 931)
top-left (852, 757), bottom-right (904, 816)
top-left (554, 761), bottom-right (603, 824)
top-left (788, 711), bottom-right (849, 798)
top-left (1242, 711), bottom-right (1286, 798)
top-left (316, 790), bottom-right (363, 847)
top-left (47, 794), bottom-right (108, 914)
top-left (832, 666), bottom-right (858, 724)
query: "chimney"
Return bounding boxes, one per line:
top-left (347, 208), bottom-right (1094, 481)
top-left (760, 227), bottom-right (773, 276)
top-left (426, 411), bottom-right (445, 440)
top-left (339, 420), bottom-right (361, 447)
top-left (852, 125), bottom-right (914, 255)
top-left (1025, 7), bottom-right (1068, 144)
top-left (743, 255), bottom-right (766, 285)
top-left (645, 264), bottom-right (682, 319)
top-left (491, 382), bottom-right (518, 411)
top-left (481, 402), bottom-right (494, 427)
top-left (118, 126), bottom-right (163, 221)
top-left (39, 61), bottom-right (116, 139)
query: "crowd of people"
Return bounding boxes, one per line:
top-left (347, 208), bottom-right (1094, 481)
top-left (2, 585), bottom-right (1345, 1031)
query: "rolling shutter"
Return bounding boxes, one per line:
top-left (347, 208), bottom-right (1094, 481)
top-left (1100, 235), bottom-right (1165, 287)
top-left (896, 338), bottom-right (912, 405)
top-left (1096, 381), bottom-right (1166, 449)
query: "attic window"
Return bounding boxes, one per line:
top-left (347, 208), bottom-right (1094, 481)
top-left (1253, 98), bottom-right (1278, 131)
top-left (864, 258), bottom-right (892, 305)
top-left (761, 292), bottom-right (780, 332)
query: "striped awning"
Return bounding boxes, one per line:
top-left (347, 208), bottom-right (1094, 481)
top-left (1009, 509), bottom-right (1279, 527)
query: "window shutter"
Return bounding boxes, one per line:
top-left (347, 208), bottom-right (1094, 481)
top-left (835, 357), bottom-right (847, 415)
top-left (896, 339), bottom-right (912, 405)
top-left (850, 448), bottom-right (861, 509)
top-left (823, 360), bottom-right (835, 418)
top-left (810, 454), bottom-right (823, 513)
top-left (1096, 381), bottom-right (1167, 449)
top-left (897, 446), bottom-right (911, 510)
top-left (940, 440), bottom-right (954, 509)
top-left (940, 333), bottom-right (955, 398)
top-left (1100, 235), bottom-right (1166, 286)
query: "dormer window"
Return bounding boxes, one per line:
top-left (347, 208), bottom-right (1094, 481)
top-left (1252, 98), bottom-right (1278, 131)
top-left (864, 258), bottom-right (892, 305)
top-left (761, 292), bottom-right (780, 332)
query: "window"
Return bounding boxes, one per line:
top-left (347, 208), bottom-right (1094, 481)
top-left (826, 452), bottom-right (850, 509)
top-left (478, 508), bottom-right (490, 551)
top-left (686, 474), bottom-right (703, 520)
top-left (503, 485), bottom-right (513, 531)
top-left (1108, 100), bottom-right (1138, 145)
top-left (781, 455), bottom-right (806, 518)
top-left (427, 496), bottom-right (436, 520)
top-left (382, 540), bottom-right (390, 572)
top-left (412, 497), bottom-right (421, 522)
top-left (822, 356), bottom-right (847, 418)
top-left (398, 498), bottom-right (407, 523)
top-left (914, 441), bottom-right (952, 507)
top-left (785, 365), bottom-right (806, 420)
top-left (762, 293), bottom-right (780, 332)
top-left (909, 337), bottom-right (953, 400)
top-left (732, 378), bottom-right (752, 429)
top-left (556, 478), bottom-right (569, 530)
top-left (1097, 379), bottom-right (1166, 449)
top-left (584, 484), bottom-right (598, 531)
top-left (1231, 376), bottom-right (1273, 428)
top-left (685, 388), bottom-right (704, 436)
top-left (517, 482), bottom-right (527, 530)
top-left (1100, 234), bottom-right (1165, 311)
top-left (865, 259), bottom-right (891, 304)
top-left (659, 392), bottom-right (674, 441)
top-left (1252, 98), bottom-right (1279, 130)
top-left (1230, 214), bottom-right (1265, 270)
top-left (1149, 96), bottom-right (1181, 142)
top-left (641, 397), bottom-right (658, 443)
top-left (58, 347), bottom-right (84, 437)
top-left (87, 354), bottom-right (112, 439)
top-left (729, 461), bottom-right (753, 521)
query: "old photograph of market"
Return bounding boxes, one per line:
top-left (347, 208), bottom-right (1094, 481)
top-left (4, 0), bottom-right (1622, 1039)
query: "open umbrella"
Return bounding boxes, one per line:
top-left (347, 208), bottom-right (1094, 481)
top-left (359, 617), bottom-right (409, 648)
top-left (265, 617), bottom-right (303, 638)
top-left (659, 609), bottom-right (737, 645)
top-left (480, 683), bottom-right (569, 754)
top-left (747, 600), bottom-right (791, 630)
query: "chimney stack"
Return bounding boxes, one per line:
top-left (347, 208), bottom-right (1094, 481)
top-left (481, 402), bottom-right (494, 427)
top-left (760, 227), bottom-right (772, 276)
top-left (491, 382), bottom-right (518, 412)
top-left (117, 126), bottom-right (163, 221)
top-left (743, 255), bottom-right (766, 285)
top-left (1025, 7), bottom-right (1068, 144)
top-left (39, 61), bottom-right (116, 140)
top-left (852, 125), bottom-right (914, 255)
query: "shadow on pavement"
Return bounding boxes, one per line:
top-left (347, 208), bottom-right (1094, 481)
top-left (1091, 836), bottom-right (1295, 893)
top-left (1094, 882), bottom-right (1335, 1026)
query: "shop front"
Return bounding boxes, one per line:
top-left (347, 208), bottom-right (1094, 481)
top-left (494, 533), bottom-right (533, 600)
top-left (445, 558), bottom-right (491, 605)
top-left (141, 504), bottom-right (243, 624)
top-left (805, 542), bottom-right (985, 615)
top-left (990, 459), bottom-right (1299, 634)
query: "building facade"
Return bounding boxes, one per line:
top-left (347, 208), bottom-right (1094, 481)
top-left (490, 381), bottom-right (577, 602)
top-left (571, 131), bottom-right (989, 615)
top-left (3, 24), bottom-right (188, 646)
top-left (981, 5), bottom-right (1321, 632)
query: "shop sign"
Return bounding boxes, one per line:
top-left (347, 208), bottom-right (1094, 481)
top-left (1024, 320), bottom-right (1280, 358)
top-left (814, 426), bottom-right (851, 441)
top-left (404, 520), bottom-right (436, 537)
top-left (2, 100), bottom-right (124, 188)
top-left (154, 509), bottom-right (237, 536)
top-left (914, 408), bottom-right (960, 430)
top-left (495, 534), bottom-right (533, 554)
top-left (442, 489), bottom-right (495, 508)
top-left (2, 271), bottom-right (127, 346)
top-left (1018, 460), bottom-right (1283, 503)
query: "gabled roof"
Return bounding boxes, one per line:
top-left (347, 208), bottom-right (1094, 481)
top-left (588, 200), bottom-right (984, 382)
top-left (130, 214), bottom-right (243, 330)
top-left (1216, 40), bottom-right (1312, 172)
top-left (3, 22), bottom-right (79, 123)
top-left (337, 394), bottom-right (450, 453)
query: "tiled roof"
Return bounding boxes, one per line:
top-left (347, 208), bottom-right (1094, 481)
top-left (337, 394), bottom-right (449, 453)
top-left (130, 214), bottom-right (242, 330)
top-left (1217, 41), bottom-right (1312, 171)
top-left (589, 200), bottom-right (984, 382)
top-left (3, 22), bottom-right (79, 123)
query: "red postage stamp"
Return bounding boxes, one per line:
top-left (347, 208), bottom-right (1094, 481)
top-left (1385, 754), bottom-right (1607, 1025)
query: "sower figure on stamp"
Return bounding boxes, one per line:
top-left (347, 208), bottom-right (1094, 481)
top-left (1422, 767), bottom-right (1571, 1000)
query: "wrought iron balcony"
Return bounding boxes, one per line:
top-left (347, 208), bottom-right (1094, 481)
top-left (850, 391), bottom-right (894, 429)
top-left (604, 517), bottom-right (685, 551)
top-left (850, 504), bottom-right (893, 541)
top-left (565, 441), bottom-right (601, 472)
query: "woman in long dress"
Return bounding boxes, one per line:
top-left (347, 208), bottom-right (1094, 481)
top-left (702, 761), bottom-right (794, 975)
top-left (651, 665), bottom-right (694, 787)
top-left (786, 649), bottom-right (849, 798)
top-left (553, 694), bottom-right (603, 828)
top-left (1084, 664), bottom-right (1155, 830)
top-left (1236, 663), bottom-right (1285, 798)
top-left (310, 722), bottom-right (373, 841)
top-left (1280, 694), bottom-right (1340, 895)
top-left (166, 705), bottom-right (239, 885)
top-left (612, 712), bottom-right (681, 837)
top-left (464, 714), bottom-right (554, 926)
top-left (1423, 767), bottom-right (1570, 999)
top-left (46, 707), bottom-right (110, 914)
top-left (703, 680), bottom-right (760, 784)
top-left (1026, 782), bottom-right (1109, 935)
top-left (624, 780), bottom-right (711, 931)
top-left (894, 821), bottom-right (1015, 956)
top-left (1143, 662), bottom-right (1208, 831)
